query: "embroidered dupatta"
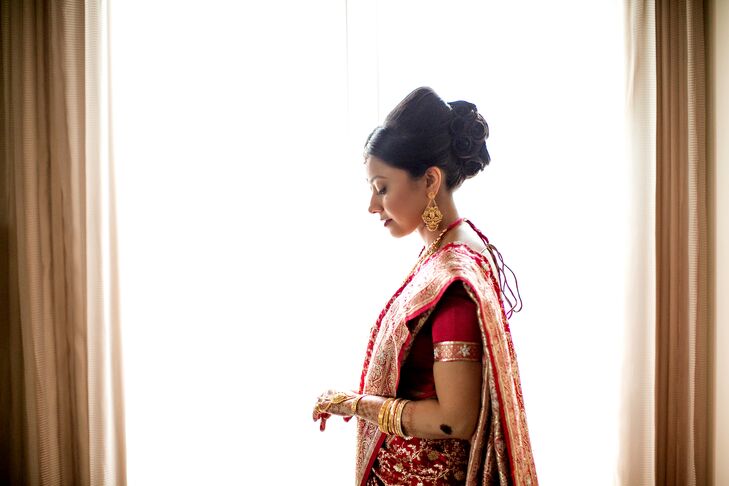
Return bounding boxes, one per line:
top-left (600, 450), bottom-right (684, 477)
top-left (355, 242), bottom-right (538, 485)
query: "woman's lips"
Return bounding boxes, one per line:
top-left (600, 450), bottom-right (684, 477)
top-left (383, 219), bottom-right (392, 227)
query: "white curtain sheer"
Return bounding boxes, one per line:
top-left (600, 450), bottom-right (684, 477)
top-left (111, 1), bottom-right (649, 484)
top-left (620, 0), bottom-right (656, 484)
top-left (86, 1), bottom-right (127, 484)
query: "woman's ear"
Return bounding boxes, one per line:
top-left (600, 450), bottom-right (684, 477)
top-left (424, 167), bottom-right (443, 195)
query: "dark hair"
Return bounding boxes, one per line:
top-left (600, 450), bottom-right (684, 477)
top-left (364, 87), bottom-right (491, 189)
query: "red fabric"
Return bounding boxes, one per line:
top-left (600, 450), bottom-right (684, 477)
top-left (366, 435), bottom-right (470, 485)
top-left (356, 236), bottom-right (539, 485)
top-left (398, 282), bottom-right (480, 400)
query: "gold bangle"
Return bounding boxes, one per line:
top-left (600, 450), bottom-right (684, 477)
top-left (350, 394), bottom-right (365, 415)
top-left (378, 398), bottom-right (394, 434)
top-left (388, 399), bottom-right (400, 435)
top-left (382, 398), bottom-right (395, 434)
top-left (383, 399), bottom-right (392, 434)
top-left (395, 399), bottom-right (410, 438)
top-left (393, 399), bottom-right (403, 437)
top-left (383, 399), bottom-right (394, 434)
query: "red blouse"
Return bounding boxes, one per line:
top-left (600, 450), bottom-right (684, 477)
top-left (397, 282), bottom-right (482, 400)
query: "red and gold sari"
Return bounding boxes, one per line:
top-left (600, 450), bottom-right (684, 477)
top-left (355, 231), bottom-right (538, 485)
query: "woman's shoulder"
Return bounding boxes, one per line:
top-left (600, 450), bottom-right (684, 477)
top-left (424, 244), bottom-right (499, 304)
top-left (429, 281), bottom-right (481, 344)
top-left (434, 241), bottom-right (494, 277)
top-left (435, 224), bottom-right (497, 274)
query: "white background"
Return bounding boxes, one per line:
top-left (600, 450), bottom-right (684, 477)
top-left (111, 1), bottom-right (628, 484)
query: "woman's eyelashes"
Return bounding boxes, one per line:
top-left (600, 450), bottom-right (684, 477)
top-left (376, 186), bottom-right (387, 195)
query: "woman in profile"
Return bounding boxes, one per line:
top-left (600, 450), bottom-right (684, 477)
top-left (313, 87), bottom-right (538, 485)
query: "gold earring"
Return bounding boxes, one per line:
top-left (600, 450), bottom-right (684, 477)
top-left (421, 192), bottom-right (443, 232)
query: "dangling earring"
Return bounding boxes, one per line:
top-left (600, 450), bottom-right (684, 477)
top-left (421, 192), bottom-right (443, 232)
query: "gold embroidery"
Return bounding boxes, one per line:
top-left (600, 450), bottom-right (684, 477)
top-left (356, 243), bottom-right (538, 486)
top-left (370, 435), bottom-right (470, 485)
top-left (433, 341), bottom-right (482, 362)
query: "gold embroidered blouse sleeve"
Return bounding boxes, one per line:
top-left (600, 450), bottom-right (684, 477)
top-left (433, 341), bottom-right (482, 362)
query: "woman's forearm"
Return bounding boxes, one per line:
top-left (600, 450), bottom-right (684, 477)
top-left (402, 398), bottom-right (477, 440)
top-left (355, 395), bottom-right (477, 441)
top-left (353, 395), bottom-right (388, 425)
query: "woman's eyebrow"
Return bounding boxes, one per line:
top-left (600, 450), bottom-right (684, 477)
top-left (368, 175), bottom-right (387, 183)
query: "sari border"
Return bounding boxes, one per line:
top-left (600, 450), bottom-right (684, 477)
top-left (359, 432), bottom-right (386, 486)
top-left (358, 308), bottom-right (435, 486)
top-left (433, 341), bottom-right (481, 362)
top-left (462, 281), bottom-right (514, 484)
top-left (356, 242), bottom-right (537, 485)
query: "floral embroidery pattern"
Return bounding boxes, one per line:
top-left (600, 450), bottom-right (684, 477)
top-left (433, 341), bottom-right (482, 362)
top-left (366, 435), bottom-right (470, 485)
top-left (355, 243), bottom-right (538, 486)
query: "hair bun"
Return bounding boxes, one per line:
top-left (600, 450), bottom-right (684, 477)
top-left (447, 100), bottom-right (491, 178)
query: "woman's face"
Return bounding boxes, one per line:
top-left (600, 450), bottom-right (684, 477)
top-left (365, 155), bottom-right (428, 238)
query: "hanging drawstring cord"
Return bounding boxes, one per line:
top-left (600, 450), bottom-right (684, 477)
top-left (464, 219), bottom-right (523, 320)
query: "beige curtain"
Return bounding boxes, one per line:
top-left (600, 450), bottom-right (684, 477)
top-left (706, 1), bottom-right (729, 483)
top-left (0, 1), bottom-right (125, 485)
top-left (655, 0), bottom-right (712, 485)
top-left (621, 1), bottom-right (657, 484)
top-left (623, 0), bottom-right (714, 484)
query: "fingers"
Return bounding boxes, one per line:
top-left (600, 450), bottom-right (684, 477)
top-left (313, 389), bottom-right (358, 430)
top-left (313, 411), bottom-right (331, 432)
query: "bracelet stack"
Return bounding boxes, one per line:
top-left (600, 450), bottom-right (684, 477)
top-left (377, 397), bottom-right (411, 438)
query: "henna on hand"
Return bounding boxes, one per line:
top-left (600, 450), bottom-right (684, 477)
top-left (352, 395), bottom-right (388, 425)
top-left (312, 389), bottom-right (362, 431)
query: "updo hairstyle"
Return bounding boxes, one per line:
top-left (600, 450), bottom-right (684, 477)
top-left (364, 87), bottom-right (491, 190)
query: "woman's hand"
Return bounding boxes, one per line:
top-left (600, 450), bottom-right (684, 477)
top-left (312, 389), bottom-right (358, 431)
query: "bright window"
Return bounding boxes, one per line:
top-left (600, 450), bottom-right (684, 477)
top-left (112, 2), bottom-right (627, 484)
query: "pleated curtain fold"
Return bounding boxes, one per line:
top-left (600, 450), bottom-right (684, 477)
top-left (654, 0), bottom-right (712, 484)
top-left (0, 0), bottom-right (718, 485)
top-left (0, 1), bottom-right (125, 485)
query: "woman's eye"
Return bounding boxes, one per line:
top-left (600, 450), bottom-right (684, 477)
top-left (377, 187), bottom-right (387, 195)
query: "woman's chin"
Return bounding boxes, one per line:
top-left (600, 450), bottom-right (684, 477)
top-left (387, 224), bottom-right (413, 239)
top-left (385, 224), bottom-right (403, 238)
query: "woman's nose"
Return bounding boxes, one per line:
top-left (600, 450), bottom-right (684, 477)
top-left (368, 193), bottom-right (382, 214)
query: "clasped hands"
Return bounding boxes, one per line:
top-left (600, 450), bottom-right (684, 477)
top-left (312, 389), bottom-right (361, 432)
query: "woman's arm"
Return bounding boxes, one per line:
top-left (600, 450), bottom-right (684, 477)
top-left (313, 284), bottom-right (483, 439)
top-left (403, 360), bottom-right (482, 440)
top-left (315, 360), bottom-right (481, 440)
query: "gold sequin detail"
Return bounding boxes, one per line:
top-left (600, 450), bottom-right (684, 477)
top-left (433, 341), bottom-right (482, 362)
